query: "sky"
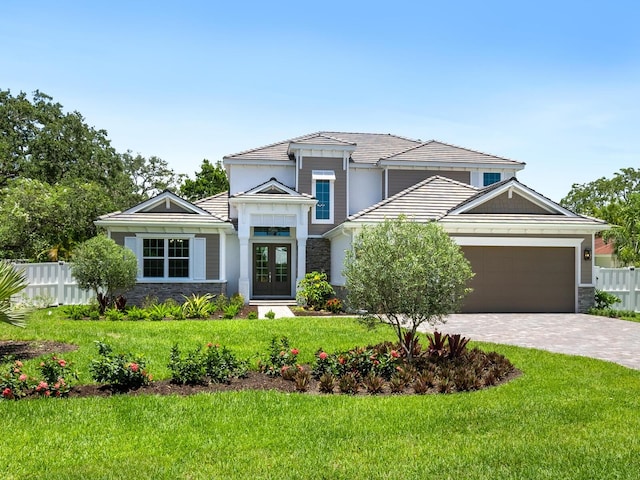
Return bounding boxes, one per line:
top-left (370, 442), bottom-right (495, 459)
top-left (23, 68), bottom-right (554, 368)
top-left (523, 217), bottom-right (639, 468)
top-left (2, 0), bottom-right (639, 202)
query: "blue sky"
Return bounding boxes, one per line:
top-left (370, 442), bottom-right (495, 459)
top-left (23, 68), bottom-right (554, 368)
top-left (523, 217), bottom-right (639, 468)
top-left (2, 1), bottom-right (639, 201)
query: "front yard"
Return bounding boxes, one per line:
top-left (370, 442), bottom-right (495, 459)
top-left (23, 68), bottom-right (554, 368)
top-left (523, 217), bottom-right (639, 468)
top-left (1, 309), bottom-right (639, 479)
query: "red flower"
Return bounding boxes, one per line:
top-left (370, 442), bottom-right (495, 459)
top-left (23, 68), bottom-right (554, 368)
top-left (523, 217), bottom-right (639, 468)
top-left (338, 356), bottom-right (346, 365)
top-left (291, 348), bottom-right (299, 355)
top-left (2, 387), bottom-right (13, 399)
top-left (319, 351), bottom-right (328, 360)
top-left (58, 359), bottom-right (67, 367)
top-left (207, 342), bottom-right (213, 348)
top-left (36, 381), bottom-right (48, 392)
top-left (44, 391), bottom-right (51, 397)
top-left (390, 350), bottom-right (400, 358)
top-left (129, 363), bottom-right (140, 373)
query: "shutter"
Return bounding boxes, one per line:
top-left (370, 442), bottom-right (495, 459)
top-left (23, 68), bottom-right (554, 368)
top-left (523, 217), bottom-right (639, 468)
top-left (192, 237), bottom-right (206, 280)
top-left (124, 237), bottom-right (142, 278)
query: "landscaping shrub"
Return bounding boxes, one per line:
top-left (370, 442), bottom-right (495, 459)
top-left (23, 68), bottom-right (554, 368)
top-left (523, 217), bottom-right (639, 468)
top-left (37, 355), bottom-right (76, 397)
top-left (182, 293), bottom-right (214, 319)
top-left (104, 308), bottom-right (125, 321)
top-left (89, 341), bottom-right (151, 390)
top-left (203, 343), bottom-right (248, 383)
top-left (325, 297), bottom-right (343, 313)
top-left (125, 306), bottom-right (148, 321)
top-left (0, 359), bottom-right (30, 400)
top-left (168, 344), bottom-right (207, 385)
top-left (296, 272), bottom-right (335, 310)
top-left (168, 343), bottom-right (248, 385)
top-left (259, 337), bottom-right (300, 377)
top-left (594, 289), bottom-right (621, 309)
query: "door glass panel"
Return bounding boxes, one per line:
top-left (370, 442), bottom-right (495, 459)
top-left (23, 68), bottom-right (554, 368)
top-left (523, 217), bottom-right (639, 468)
top-left (255, 246), bottom-right (269, 283)
top-left (274, 246), bottom-right (288, 282)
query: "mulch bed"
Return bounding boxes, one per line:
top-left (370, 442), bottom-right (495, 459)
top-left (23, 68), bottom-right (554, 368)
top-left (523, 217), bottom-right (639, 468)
top-left (1, 340), bottom-right (521, 399)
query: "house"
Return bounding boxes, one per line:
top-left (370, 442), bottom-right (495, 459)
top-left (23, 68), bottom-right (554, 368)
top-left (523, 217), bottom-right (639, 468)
top-left (594, 236), bottom-right (620, 267)
top-left (95, 131), bottom-right (608, 313)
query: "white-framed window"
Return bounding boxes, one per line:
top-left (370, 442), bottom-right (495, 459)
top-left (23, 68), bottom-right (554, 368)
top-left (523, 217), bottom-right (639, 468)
top-left (312, 170), bottom-right (335, 224)
top-left (483, 172), bottom-right (501, 186)
top-left (143, 238), bottom-right (190, 278)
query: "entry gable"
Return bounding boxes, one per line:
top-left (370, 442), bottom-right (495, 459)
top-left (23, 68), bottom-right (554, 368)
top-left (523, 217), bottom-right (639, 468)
top-left (234, 177), bottom-right (311, 198)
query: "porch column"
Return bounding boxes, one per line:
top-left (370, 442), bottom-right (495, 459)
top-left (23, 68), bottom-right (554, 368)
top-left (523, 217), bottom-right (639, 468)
top-left (238, 235), bottom-right (250, 302)
top-left (296, 237), bottom-right (307, 294)
top-left (218, 231), bottom-right (226, 281)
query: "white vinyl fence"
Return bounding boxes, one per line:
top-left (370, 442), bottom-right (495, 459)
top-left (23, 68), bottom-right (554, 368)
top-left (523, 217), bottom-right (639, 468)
top-left (594, 266), bottom-right (640, 312)
top-left (10, 262), bottom-right (93, 306)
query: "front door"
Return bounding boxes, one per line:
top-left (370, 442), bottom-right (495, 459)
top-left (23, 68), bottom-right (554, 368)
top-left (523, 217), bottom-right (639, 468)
top-left (253, 244), bottom-right (291, 297)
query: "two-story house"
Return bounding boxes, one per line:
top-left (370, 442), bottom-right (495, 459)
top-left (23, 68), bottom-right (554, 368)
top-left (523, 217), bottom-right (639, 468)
top-left (96, 131), bottom-right (607, 313)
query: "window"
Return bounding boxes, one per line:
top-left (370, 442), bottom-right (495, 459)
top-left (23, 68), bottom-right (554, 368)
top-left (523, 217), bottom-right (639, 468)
top-left (312, 170), bottom-right (335, 223)
top-left (253, 227), bottom-right (291, 237)
top-left (143, 238), bottom-right (189, 278)
top-left (483, 172), bottom-right (501, 186)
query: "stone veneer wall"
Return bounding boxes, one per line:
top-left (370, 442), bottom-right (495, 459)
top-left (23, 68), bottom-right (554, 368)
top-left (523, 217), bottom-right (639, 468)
top-left (126, 282), bottom-right (227, 306)
top-left (306, 238), bottom-right (331, 280)
top-left (578, 286), bottom-right (595, 313)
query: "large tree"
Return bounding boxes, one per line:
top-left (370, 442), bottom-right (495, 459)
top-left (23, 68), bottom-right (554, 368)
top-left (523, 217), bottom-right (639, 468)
top-left (121, 150), bottom-right (185, 200)
top-left (561, 168), bottom-right (640, 265)
top-left (343, 217), bottom-right (474, 361)
top-left (180, 159), bottom-right (229, 201)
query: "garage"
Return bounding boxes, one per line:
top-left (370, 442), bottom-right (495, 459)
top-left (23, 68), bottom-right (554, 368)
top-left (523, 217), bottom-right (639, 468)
top-left (461, 246), bottom-right (575, 313)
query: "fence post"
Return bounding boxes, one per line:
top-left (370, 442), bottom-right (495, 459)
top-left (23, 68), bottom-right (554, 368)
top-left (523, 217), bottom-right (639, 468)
top-left (58, 261), bottom-right (65, 305)
top-left (629, 267), bottom-right (637, 313)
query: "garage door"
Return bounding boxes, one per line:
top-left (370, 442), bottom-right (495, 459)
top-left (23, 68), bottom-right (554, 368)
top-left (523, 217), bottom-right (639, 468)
top-left (461, 246), bottom-right (575, 313)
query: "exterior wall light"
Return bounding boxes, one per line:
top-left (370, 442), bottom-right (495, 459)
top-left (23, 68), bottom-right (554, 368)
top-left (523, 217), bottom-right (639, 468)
top-left (583, 248), bottom-right (592, 261)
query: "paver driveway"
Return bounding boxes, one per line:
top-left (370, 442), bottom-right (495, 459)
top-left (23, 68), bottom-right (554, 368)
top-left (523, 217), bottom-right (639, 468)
top-left (420, 313), bottom-right (640, 370)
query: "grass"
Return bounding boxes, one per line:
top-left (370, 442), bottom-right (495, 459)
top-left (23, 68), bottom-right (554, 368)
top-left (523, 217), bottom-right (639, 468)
top-left (1, 309), bottom-right (640, 479)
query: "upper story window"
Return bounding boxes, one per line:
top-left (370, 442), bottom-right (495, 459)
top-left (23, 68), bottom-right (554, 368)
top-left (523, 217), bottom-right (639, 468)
top-left (312, 170), bottom-right (335, 224)
top-left (143, 238), bottom-right (189, 278)
top-left (483, 172), bottom-right (501, 186)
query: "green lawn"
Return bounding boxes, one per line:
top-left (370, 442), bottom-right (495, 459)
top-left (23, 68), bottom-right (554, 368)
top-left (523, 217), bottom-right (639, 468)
top-left (1, 309), bottom-right (639, 479)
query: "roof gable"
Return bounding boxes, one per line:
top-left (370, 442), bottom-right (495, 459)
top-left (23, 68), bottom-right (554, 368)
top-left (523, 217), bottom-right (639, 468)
top-left (231, 177), bottom-right (312, 198)
top-left (378, 140), bottom-right (525, 169)
top-left (123, 190), bottom-right (211, 216)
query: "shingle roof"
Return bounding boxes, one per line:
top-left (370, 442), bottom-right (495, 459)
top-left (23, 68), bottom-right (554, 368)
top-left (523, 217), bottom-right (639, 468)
top-left (194, 192), bottom-right (229, 221)
top-left (379, 140), bottom-right (524, 167)
top-left (348, 176), bottom-right (478, 223)
top-left (439, 213), bottom-right (607, 228)
top-left (224, 131), bottom-right (420, 164)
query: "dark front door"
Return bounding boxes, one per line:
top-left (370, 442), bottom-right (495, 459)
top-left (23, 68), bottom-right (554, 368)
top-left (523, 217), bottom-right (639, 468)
top-left (253, 244), bottom-right (291, 297)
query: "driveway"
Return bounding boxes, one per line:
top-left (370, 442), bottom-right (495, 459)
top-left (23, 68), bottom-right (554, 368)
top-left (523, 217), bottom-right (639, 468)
top-left (420, 313), bottom-right (640, 370)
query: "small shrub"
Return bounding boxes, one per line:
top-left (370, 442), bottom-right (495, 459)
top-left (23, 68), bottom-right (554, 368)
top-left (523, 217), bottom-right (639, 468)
top-left (141, 295), bottom-right (158, 309)
top-left (203, 343), bottom-right (248, 383)
top-left (447, 333), bottom-right (470, 359)
top-left (148, 303), bottom-right (174, 321)
top-left (338, 373), bottom-right (359, 394)
top-left (61, 304), bottom-right (94, 320)
top-left (388, 374), bottom-right (406, 394)
top-left (168, 344), bottom-right (207, 385)
top-left (223, 303), bottom-right (240, 319)
top-left (182, 293), bottom-right (214, 319)
top-left (296, 271), bottom-right (335, 310)
top-left (324, 297), bottom-right (343, 313)
top-left (318, 373), bottom-right (336, 393)
top-left (259, 337), bottom-right (299, 377)
top-left (125, 306), bottom-right (148, 321)
top-left (363, 373), bottom-right (385, 394)
top-left (0, 359), bottom-right (30, 400)
top-left (265, 309), bottom-right (276, 320)
top-left (294, 369), bottom-right (311, 392)
top-left (247, 311), bottom-right (258, 320)
top-left (104, 308), bottom-right (125, 322)
top-left (214, 294), bottom-right (229, 313)
top-left (89, 341), bottom-right (151, 390)
top-left (37, 355), bottom-right (76, 397)
top-left (594, 289), bottom-right (621, 309)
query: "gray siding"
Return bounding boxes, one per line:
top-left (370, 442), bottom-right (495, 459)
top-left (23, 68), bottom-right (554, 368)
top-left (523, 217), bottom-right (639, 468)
top-left (199, 233), bottom-right (220, 280)
top-left (110, 232), bottom-right (126, 246)
top-left (468, 192), bottom-right (553, 214)
top-left (298, 157), bottom-right (347, 236)
top-left (387, 170), bottom-right (470, 197)
top-left (147, 202), bottom-right (192, 213)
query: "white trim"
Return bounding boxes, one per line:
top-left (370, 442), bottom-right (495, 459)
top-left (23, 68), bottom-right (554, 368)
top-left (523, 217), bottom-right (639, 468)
top-left (122, 190), bottom-right (210, 216)
top-left (135, 234), bottom-right (196, 282)
top-left (312, 175), bottom-right (334, 224)
top-left (312, 170), bottom-right (336, 181)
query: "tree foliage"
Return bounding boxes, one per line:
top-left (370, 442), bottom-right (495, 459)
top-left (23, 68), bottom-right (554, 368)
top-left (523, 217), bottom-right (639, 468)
top-left (343, 217), bottom-right (474, 361)
top-left (0, 261), bottom-right (29, 327)
top-left (561, 168), bottom-right (640, 265)
top-left (0, 89), bottom-right (185, 261)
top-left (180, 159), bottom-right (229, 201)
top-left (70, 235), bottom-right (137, 312)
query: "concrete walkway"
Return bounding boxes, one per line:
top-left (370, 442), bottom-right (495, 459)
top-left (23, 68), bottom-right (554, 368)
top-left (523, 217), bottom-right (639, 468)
top-left (419, 313), bottom-right (640, 370)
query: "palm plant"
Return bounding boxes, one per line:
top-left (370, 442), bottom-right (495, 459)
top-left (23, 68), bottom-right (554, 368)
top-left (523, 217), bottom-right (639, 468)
top-left (0, 261), bottom-right (29, 327)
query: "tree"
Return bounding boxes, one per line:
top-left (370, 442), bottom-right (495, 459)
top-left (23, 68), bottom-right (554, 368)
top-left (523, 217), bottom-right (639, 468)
top-left (561, 168), bottom-right (640, 265)
top-left (343, 217), bottom-right (474, 361)
top-left (121, 150), bottom-right (185, 200)
top-left (70, 235), bottom-right (138, 313)
top-left (0, 178), bottom-right (116, 261)
top-left (0, 261), bottom-right (29, 327)
top-left (180, 159), bottom-right (229, 201)
top-left (0, 89), bottom-right (125, 189)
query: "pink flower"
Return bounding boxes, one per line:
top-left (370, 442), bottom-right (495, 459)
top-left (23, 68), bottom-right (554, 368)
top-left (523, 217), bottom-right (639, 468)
top-left (19, 374), bottom-right (27, 382)
top-left (36, 381), bottom-right (48, 392)
top-left (54, 382), bottom-right (61, 389)
top-left (319, 352), bottom-right (328, 360)
top-left (291, 348), bottom-right (299, 355)
top-left (44, 391), bottom-right (51, 397)
top-left (15, 360), bottom-right (23, 368)
top-left (390, 350), bottom-right (400, 358)
top-left (129, 363), bottom-right (139, 373)
top-left (338, 356), bottom-right (346, 365)
top-left (58, 359), bottom-right (67, 367)
top-left (280, 365), bottom-right (290, 374)
top-left (2, 387), bottom-right (13, 399)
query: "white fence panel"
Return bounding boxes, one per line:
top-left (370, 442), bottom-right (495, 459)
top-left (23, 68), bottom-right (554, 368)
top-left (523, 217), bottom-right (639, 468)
top-left (10, 262), bottom-right (93, 306)
top-left (594, 266), bottom-right (640, 312)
